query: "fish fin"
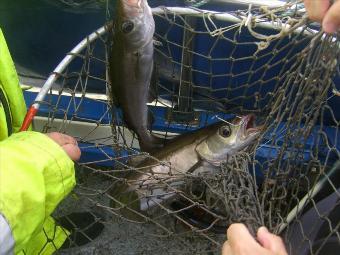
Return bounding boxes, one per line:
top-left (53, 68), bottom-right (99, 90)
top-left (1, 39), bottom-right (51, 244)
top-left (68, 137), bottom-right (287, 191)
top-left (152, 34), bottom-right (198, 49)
top-left (108, 48), bottom-right (120, 107)
top-left (147, 110), bottom-right (155, 130)
top-left (148, 63), bottom-right (159, 103)
top-left (139, 134), bottom-right (164, 153)
top-left (187, 161), bottom-right (204, 174)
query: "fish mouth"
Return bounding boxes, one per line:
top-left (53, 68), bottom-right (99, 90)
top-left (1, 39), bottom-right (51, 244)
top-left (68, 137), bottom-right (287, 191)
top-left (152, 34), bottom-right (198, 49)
top-left (122, 0), bottom-right (145, 18)
top-left (238, 114), bottom-right (262, 138)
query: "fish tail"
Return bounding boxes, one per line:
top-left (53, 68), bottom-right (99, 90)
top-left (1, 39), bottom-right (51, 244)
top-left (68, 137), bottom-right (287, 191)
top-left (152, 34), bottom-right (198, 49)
top-left (147, 63), bottom-right (158, 103)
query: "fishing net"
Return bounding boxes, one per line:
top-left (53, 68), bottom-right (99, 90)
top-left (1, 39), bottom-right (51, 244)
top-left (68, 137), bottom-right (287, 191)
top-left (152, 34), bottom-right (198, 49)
top-left (26, 1), bottom-right (339, 254)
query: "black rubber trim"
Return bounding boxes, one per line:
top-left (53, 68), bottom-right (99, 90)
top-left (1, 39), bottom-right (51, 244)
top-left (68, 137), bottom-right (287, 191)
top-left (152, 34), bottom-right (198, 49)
top-left (0, 87), bottom-right (13, 136)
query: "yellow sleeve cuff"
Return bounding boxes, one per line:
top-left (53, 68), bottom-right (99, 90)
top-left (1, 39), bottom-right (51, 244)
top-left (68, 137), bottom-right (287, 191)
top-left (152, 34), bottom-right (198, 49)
top-left (0, 131), bottom-right (75, 253)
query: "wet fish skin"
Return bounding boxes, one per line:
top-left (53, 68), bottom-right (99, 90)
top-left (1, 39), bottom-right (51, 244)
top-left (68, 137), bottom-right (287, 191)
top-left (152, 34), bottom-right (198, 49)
top-left (109, 0), bottom-right (162, 152)
top-left (111, 115), bottom-right (262, 213)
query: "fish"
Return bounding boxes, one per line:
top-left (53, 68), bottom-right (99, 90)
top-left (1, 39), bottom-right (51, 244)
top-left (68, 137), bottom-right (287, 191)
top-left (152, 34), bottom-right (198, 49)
top-left (109, 0), bottom-right (163, 152)
top-left (110, 114), bottom-right (262, 219)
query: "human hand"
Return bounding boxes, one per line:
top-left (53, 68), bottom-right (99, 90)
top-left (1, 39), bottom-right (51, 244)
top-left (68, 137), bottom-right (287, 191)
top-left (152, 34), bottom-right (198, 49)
top-left (46, 132), bottom-right (81, 161)
top-left (222, 223), bottom-right (288, 255)
top-left (304, 0), bottom-right (340, 33)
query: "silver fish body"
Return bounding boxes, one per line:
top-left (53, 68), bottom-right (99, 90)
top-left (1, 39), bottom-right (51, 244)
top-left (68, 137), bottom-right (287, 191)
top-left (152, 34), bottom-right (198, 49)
top-left (111, 115), bottom-right (262, 214)
top-left (109, 0), bottom-right (162, 152)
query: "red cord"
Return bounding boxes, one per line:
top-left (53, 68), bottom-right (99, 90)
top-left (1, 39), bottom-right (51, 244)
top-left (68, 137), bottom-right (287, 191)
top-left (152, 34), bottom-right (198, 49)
top-left (20, 106), bottom-right (38, 131)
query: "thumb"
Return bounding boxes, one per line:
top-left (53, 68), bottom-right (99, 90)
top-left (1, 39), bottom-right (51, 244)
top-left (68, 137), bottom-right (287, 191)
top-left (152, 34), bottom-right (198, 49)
top-left (227, 223), bottom-right (261, 253)
top-left (322, 0), bottom-right (340, 33)
top-left (62, 143), bottom-right (81, 161)
top-left (257, 227), bottom-right (288, 255)
top-left (303, 0), bottom-right (330, 22)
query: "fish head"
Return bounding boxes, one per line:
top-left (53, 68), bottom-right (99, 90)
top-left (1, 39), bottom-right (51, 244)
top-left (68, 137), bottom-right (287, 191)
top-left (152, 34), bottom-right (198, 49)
top-left (196, 115), bottom-right (262, 166)
top-left (115, 0), bottom-right (155, 51)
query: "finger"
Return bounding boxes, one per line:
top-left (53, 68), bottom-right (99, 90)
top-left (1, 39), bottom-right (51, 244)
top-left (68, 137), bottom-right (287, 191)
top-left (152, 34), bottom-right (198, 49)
top-left (62, 144), bottom-right (81, 161)
top-left (257, 227), bottom-right (288, 255)
top-left (47, 132), bottom-right (77, 146)
top-left (227, 224), bottom-right (259, 250)
top-left (304, 0), bottom-right (331, 22)
top-left (59, 134), bottom-right (77, 145)
top-left (222, 241), bottom-right (233, 255)
top-left (322, 0), bottom-right (340, 33)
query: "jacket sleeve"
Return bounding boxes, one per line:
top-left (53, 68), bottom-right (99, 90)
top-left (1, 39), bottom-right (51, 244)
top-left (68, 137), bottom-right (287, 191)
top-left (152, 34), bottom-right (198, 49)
top-left (0, 131), bottom-right (76, 253)
top-left (0, 28), bottom-right (27, 133)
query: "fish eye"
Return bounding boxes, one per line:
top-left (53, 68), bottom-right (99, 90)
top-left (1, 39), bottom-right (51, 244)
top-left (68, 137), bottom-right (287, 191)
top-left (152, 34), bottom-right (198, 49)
top-left (219, 125), bottom-right (232, 138)
top-left (121, 21), bottom-right (134, 33)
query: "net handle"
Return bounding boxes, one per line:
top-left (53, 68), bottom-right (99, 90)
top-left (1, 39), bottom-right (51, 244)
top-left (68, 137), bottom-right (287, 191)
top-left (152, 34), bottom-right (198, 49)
top-left (277, 161), bottom-right (340, 234)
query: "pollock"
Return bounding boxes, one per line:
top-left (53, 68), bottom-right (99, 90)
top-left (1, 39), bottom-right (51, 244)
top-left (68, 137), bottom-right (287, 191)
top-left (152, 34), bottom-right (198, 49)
top-left (111, 115), bottom-right (262, 214)
top-left (109, 0), bottom-right (162, 152)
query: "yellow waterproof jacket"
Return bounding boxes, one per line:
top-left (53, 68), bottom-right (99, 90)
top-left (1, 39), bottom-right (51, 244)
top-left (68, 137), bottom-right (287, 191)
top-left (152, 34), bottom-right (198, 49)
top-left (0, 28), bottom-right (75, 254)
